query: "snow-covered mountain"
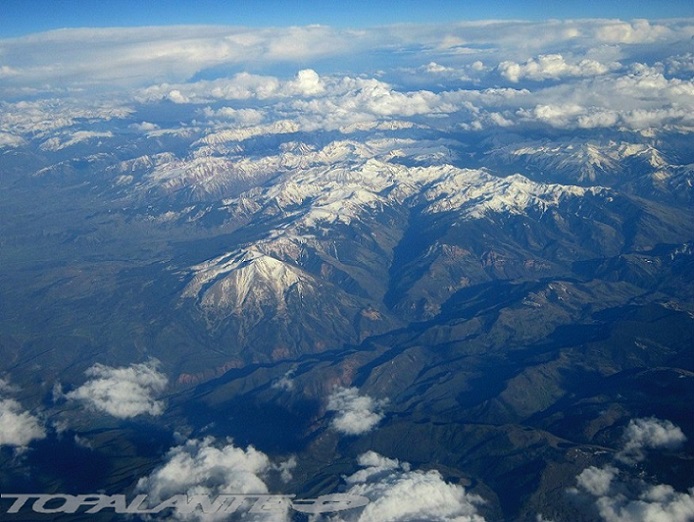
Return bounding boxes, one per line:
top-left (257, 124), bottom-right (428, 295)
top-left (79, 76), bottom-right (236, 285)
top-left (15, 118), bottom-right (693, 338)
top-left (136, 132), bottom-right (689, 333)
top-left (484, 138), bottom-right (669, 182)
top-left (2, 85), bottom-right (693, 522)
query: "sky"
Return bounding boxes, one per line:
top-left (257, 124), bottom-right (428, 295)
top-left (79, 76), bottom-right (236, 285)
top-left (1, 0), bottom-right (693, 37)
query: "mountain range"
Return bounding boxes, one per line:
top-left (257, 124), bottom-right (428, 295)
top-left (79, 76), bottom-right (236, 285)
top-left (2, 109), bottom-right (692, 521)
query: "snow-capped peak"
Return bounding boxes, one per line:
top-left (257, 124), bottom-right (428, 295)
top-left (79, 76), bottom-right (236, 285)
top-left (181, 247), bottom-right (308, 317)
top-left (487, 139), bottom-right (669, 182)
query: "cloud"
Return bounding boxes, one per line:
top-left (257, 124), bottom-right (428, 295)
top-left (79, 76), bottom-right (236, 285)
top-left (572, 417), bottom-right (693, 522)
top-left (285, 69), bottom-right (325, 96)
top-left (612, 64), bottom-right (694, 106)
top-left (129, 121), bottom-right (160, 132)
top-left (136, 436), bottom-right (293, 521)
top-left (0, 25), bottom-right (377, 90)
top-left (0, 398), bottom-right (46, 448)
top-left (39, 130), bottom-right (114, 151)
top-left (272, 369), bottom-right (296, 392)
top-left (0, 378), bottom-right (46, 448)
top-left (0, 65), bottom-right (19, 78)
top-left (575, 468), bottom-right (694, 522)
top-left (0, 99), bottom-right (132, 138)
top-left (498, 54), bottom-right (616, 82)
top-left (666, 53), bottom-right (694, 76)
top-left (167, 89), bottom-right (190, 104)
top-left (1, 19), bottom-right (692, 95)
top-left (517, 103), bottom-right (586, 128)
top-left (594, 20), bottom-right (673, 44)
top-left (0, 131), bottom-right (25, 147)
top-left (137, 72), bottom-right (282, 104)
top-left (283, 75), bottom-right (469, 131)
top-left (2, 19), bottom-right (693, 144)
top-left (154, 57), bottom-right (692, 137)
top-left (616, 417), bottom-right (687, 464)
top-left (576, 465), bottom-right (619, 497)
top-left (326, 387), bottom-right (386, 436)
top-left (150, 68), bottom-right (325, 107)
top-left (505, 63), bottom-right (694, 133)
top-left (277, 455), bottom-right (297, 483)
top-left (333, 451), bottom-right (486, 521)
top-left (198, 119), bottom-right (300, 145)
top-left (201, 107), bottom-right (265, 126)
top-left (426, 62), bottom-right (454, 74)
top-left (65, 362), bottom-right (167, 419)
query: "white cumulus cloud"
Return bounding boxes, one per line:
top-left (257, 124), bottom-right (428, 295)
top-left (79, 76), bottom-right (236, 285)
top-left (39, 130), bottom-right (114, 151)
top-left (201, 107), bottom-right (265, 126)
top-left (572, 417), bottom-right (693, 522)
top-left (0, 99), bottom-right (132, 137)
top-left (0, 378), bottom-right (46, 448)
top-left (286, 69), bottom-right (325, 96)
top-left (577, 465), bottom-right (619, 497)
top-left (617, 417), bottom-right (687, 464)
top-left (498, 54), bottom-right (615, 82)
top-left (167, 89), bottom-right (190, 104)
top-left (0, 131), bottom-right (25, 147)
top-left (129, 121), bottom-right (160, 132)
top-left (271, 369), bottom-right (296, 392)
top-left (136, 436), bottom-right (294, 521)
top-left (575, 468), bottom-right (694, 522)
top-left (517, 103), bottom-right (586, 128)
top-left (3, 19), bottom-right (691, 138)
top-left (65, 362), bottom-right (168, 419)
top-left (594, 20), bottom-right (673, 44)
top-left (333, 450), bottom-right (486, 521)
top-left (326, 387), bottom-right (386, 436)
